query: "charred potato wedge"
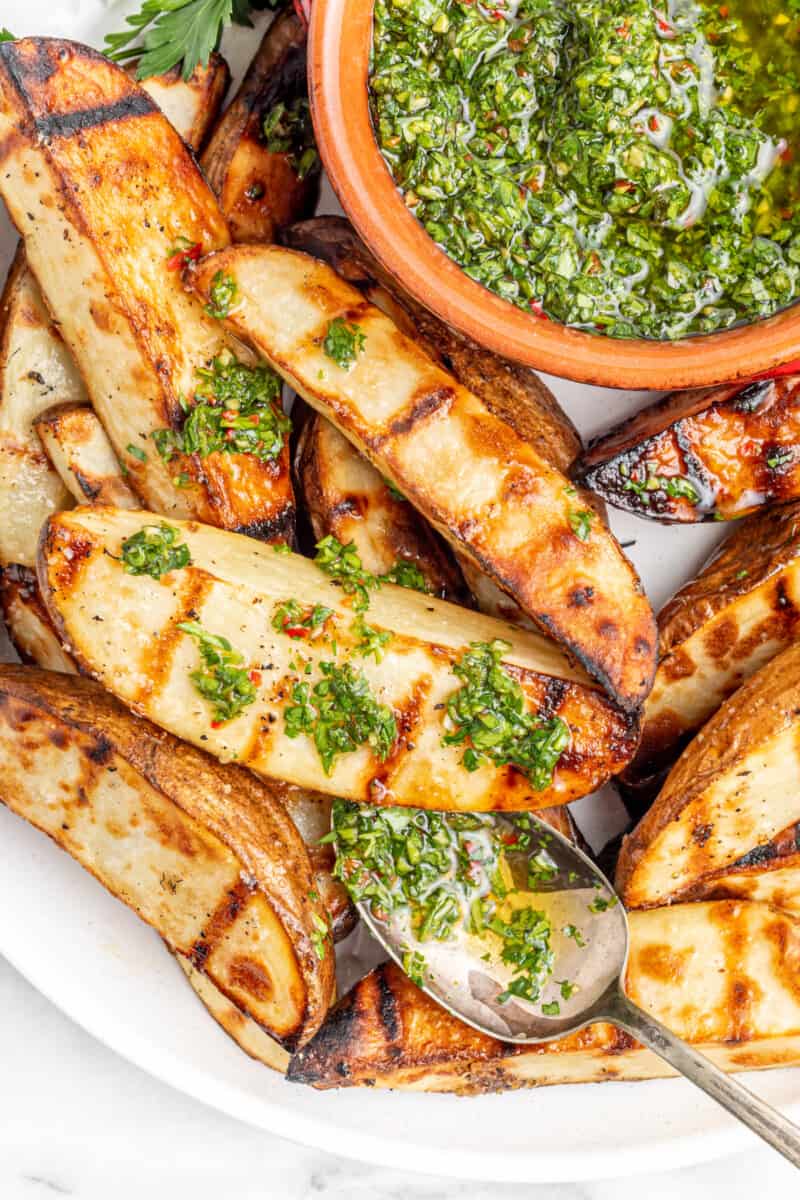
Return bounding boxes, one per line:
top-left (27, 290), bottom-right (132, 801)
top-left (137, 55), bottom-right (230, 154)
top-left (189, 246), bottom-right (655, 712)
top-left (574, 376), bottom-right (800, 523)
top-left (0, 248), bottom-right (78, 568)
top-left (0, 665), bottom-right (335, 1048)
top-left (0, 564), bottom-right (76, 672)
top-left (39, 507), bottom-right (639, 811)
top-left (282, 217), bottom-right (582, 473)
top-left (616, 642), bottom-right (800, 908)
top-left (682, 820), bottom-right (800, 916)
top-left (289, 900), bottom-right (800, 1092)
top-left (294, 413), bottom-right (465, 602)
top-left (201, 11), bottom-right (318, 243)
top-left (622, 502), bottom-right (800, 799)
top-left (0, 38), bottom-right (294, 542)
top-left (177, 954), bottom-right (290, 1071)
top-left (34, 404), bottom-right (138, 509)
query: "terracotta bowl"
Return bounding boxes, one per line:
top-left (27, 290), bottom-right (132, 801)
top-left (308, 0), bottom-right (800, 390)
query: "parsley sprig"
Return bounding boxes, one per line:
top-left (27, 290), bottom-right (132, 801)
top-left (105, 1), bottom-right (273, 82)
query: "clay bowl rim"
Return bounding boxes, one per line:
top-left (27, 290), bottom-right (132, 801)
top-left (307, 0), bottom-right (800, 391)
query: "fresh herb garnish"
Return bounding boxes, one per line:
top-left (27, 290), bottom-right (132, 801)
top-left (204, 269), bottom-right (239, 320)
top-left (351, 614), bottom-right (392, 662)
top-left (310, 911), bottom-right (330, 961)
top-left (588, 893), bottom-right (618, 914)
top-left (562, 923), bottom-right (585, 948)
top-left (177, 620), bottom-right (257, 725)
top-left (105, 0), bottom-right (273, 81)
top-left (492, 906), bottom-right (555, 1005)
top-left (443, 640), bottom-right (570, 790)
top-left (621, 465), bottom-right (700, 505)
top-left (153, 351), bottom-right (289, 465)
top-left (766, 447), bottom-right (794, 471)
top-left (402, 947), bottom-right (428, 988)
top-left (272, 599), bottom-right (333, 640)
top-left (323, 317), bottom-right (366, 369)
top-left (284, 661), bottom-right (397, 774)
top-left (0, 28), bottom-right (15, 41)
top-left (121, 522), bottom-right (191, 579)
top-left (568, 509), bottom-right (593, 541)
top-left (383, 477), bottom-right (406, 502)
top-left (382, 558), bottom-right (430, 593)
top-left (127, 443), bottom-right (148, 463)
top-left (313, 536), bottom-right (377, 611)
top-left (542, 1001), bottom-right (561, 1016)
top-left (272, 542), bottom-right (292, 554)
top-left (558, 979), bottom-right (577, 1001)
top-left (166, 236), bottom-right (202, 271)
top-left (263, 97), bottom-right (319, 180)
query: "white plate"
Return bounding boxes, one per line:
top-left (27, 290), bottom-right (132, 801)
top-left (0, 0), bottom-right (798, 1183)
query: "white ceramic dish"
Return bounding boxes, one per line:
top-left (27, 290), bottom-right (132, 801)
top-left (0, 0), bottom-right (798, 1183)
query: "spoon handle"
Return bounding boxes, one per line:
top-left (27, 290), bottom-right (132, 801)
top-left (604, 988), bottom-right (800, 1168)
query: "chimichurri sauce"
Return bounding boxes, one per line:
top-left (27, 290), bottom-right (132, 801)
top-left (370, 0), bottom-right (800, 340)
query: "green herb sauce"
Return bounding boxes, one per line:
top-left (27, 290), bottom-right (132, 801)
top-left (153, 351), bottom-right (289, 465)
top-left (284, 662), bottom-right (398, 774)
top-left (322, 317), bottom-right (367, 368)
top-left (263, 98), bottom-right (320, 181)
top-left (120, 522), bottom-right (191, 579)
top-left (371, 0), bottom-right (800, 339)
top-left (177, 620), bottom-right (258, 725)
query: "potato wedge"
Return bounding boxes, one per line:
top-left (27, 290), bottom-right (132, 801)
top-left (201, 11), bottom-right (318, 243)
top-left (621, 502), bottom-right (800, 800)
top-left (177, 954), bottom-right (290, 1071)
top-left (39, 506), bottom-right (638, 811)
top-left (274, 783), bottom-right (357, 941)
top-left (0, 38), bottom-right (294, 542)
top-left (282, 217), bottom-right (582, 473)
top-left (0, 664), bottom-right (334, 1048)
top-left (574, 376), bottom-right (800, 523)
top-left (616, 642), bottom-right (800, 908)
top-left (681, 820), bottom-right (800, 916)
top-left (189, 246), bottom-right (655, 711)
top-left (294, 412), bottom-right (466, 602)
top-left (0, 248), bottom-right (79, 568)
top-left (288, 900), bottom-right (800, 1092)
top-left (0, 565), bottom-right (76, 672)
top-left (138, 55), bottom-right (230, 154)
top-left (34, 404), bottom-right (138, 509)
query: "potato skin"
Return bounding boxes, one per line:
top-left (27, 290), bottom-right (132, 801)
top-left (616, 641), bottom-right (800, 909)
top-left (201, 11), bottom-right (318, 243)
top-left (620, 501), bottom-right (800, 803)
top-left (0, 664), bottom-right (335, 1048)
top-left (574, 376), bottom-right (800, 523)
top-left (288, 901), bottom-right (800, 1092)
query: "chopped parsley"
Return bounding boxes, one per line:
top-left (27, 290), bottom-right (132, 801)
top-left (492, 906), bottom-right (555, 1005)
top-left (383, 477), bottom-right (406, 501)
top-left (382, 558), bottom-right (431, 593)
top-left (443, 639), bottom-right (571, 790)
top-left (541, 1001), bottom-right (561, 1017)
top-left (126, 442), bottom-right (147, 463)
top-left (120, 522), bottom-right (191, 580)
top-left (177, 620), bottom-right (257, 725)
top-left (204, 270), bottom-right (239, 320)
top-left (152, 352), bottom-right (289, 465)
top-left (568, 509), bottom-right (593, 541)
top-left (401, 947), bottom-right (428, 988)
top-left (562, 923), bottom-right (586, 948)
top-left (310, 911), bottom-right (330, 961)
top-left (284, 661), bottom-right (397, 774)
top-left (272, 599), bottom-right (333, 640)
top-left (766, 447), bottom-right (794, 471)
top-left (262, 97), bottom-right (319, 181)
top-left (621, 465), bottom-right (700, 505)
top-left (323, 317), bottom-right (366, 369)
top-left (351, 614), bottom-right (392, 662)
top-left (313, 536), bottom-right (377, 611)
top-left (588, 893), bottom-right (618, 914)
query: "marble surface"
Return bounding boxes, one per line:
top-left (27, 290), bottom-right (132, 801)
top-left (1, 955), bottom-right (796, 1198)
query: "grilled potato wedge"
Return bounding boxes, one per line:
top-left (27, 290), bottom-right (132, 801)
top-left (681, 820), bottom-right (800, 915)
top-left (0, 665), bottom-right (335, 1048)
top-left (0, 38), bottom-right (294, 542)
top-left (177, 954), bottom-right (290, 1071)
top-left (0, 248), bottom-right (79, 568)
top-left (295, 412), bottom-right (466, 602)
top-left (574, 376), bottom-right (800, 523)
top-left (0, 55), bottom-right (234, 568)
top-left (622, 502), bottom-right (800, 800)
top-left (201, 11), bottom-right (318, 243)
top-left (189, 246), bottom-right (655, 712)
top-left (616, 642), bottom-right (800, 908)
top-left (138, 55), bottom-right (230, 154)
top-left (288, 900), bottom-right (800, 1092)
top-left (275, 784), bottom-right (357, 941)
top-left (34, 404), bottom-right (138, 509)
top-left (282, 217), bottom-right (582, 473)
top-left (0, 565), bottom-right (76, 672)
top-left (39, 506), bottom-right (639, 811)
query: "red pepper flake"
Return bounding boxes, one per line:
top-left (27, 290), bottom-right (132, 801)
top-left (221, 410), bottom-right (238, 421)
top-left (718, 4), bottom-right (729, 16)
top-left (490, 8), bottom-right (505, 20)
top-left (166, 242), bottom-right (201, 271)
top-left (780, 145), bottom-right (794, 164)
top-left (248, 669), bottom-right (262, 686)
top-left (529, 298), bottom-right (549, 318)
top-left (657, 17), bottom-right (674, 35)
top-left (224, 428), bottom-right (237, 441)
top-left (249, 413), bottom-right (261, 425)
top-left (292, 0), bottom-right (311, 28)
top-left (648, 114), bottom-right (659, 132)
top-left (285, 625), bottom-right (310, 640)
top-left (211, 719), bottom-right (224, 729)
top-left (615, 24), bottom-right (630, 39)
top-left (502, 831), bottom-right (519, 846)
top-left (614, 179), bottom-right (635, 192)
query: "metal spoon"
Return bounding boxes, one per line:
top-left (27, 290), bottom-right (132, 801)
top-left (350, 812), bottom-right (800, 1168)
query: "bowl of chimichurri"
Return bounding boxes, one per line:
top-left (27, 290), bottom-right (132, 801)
top-left (309, 0), bottom-right (800, 388)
